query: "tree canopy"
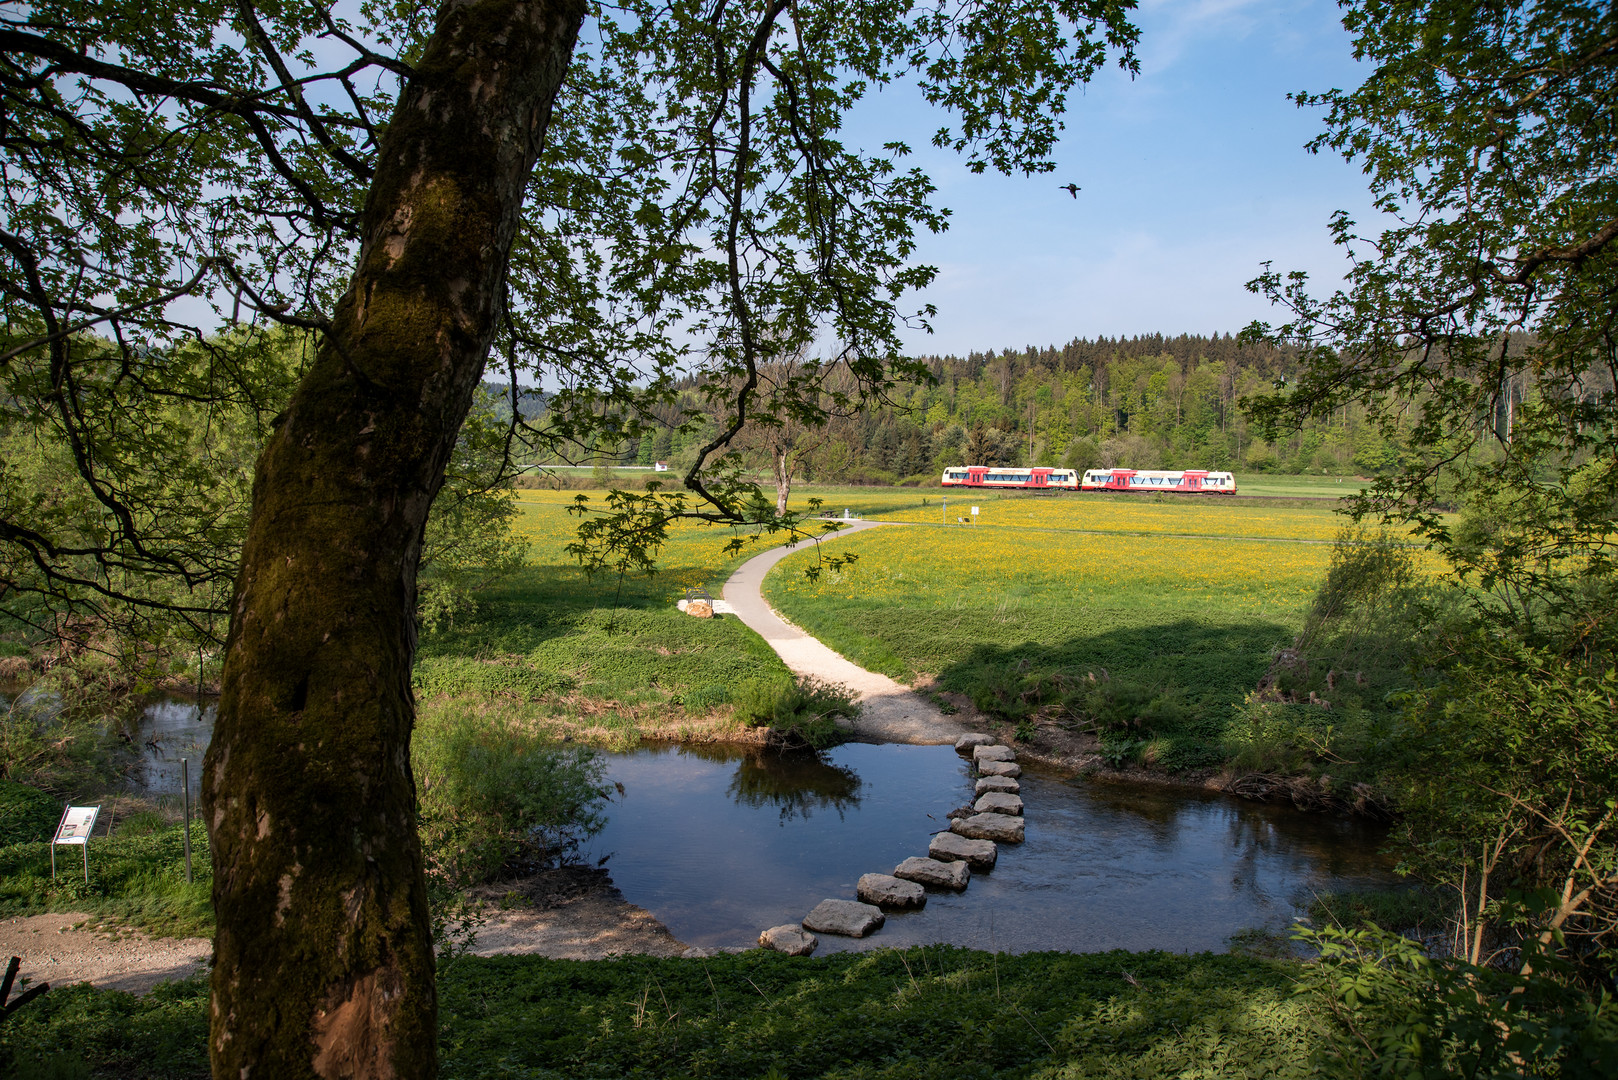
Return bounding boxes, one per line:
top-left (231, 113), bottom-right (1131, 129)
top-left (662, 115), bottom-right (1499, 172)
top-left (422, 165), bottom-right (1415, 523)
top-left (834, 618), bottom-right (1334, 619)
top-left (1244, 0), bottom-right (1617, 630)
top-left (3, 1), bottom-right (1141, 1075)
top-left (1244, 0), bottom-right (1618, 996)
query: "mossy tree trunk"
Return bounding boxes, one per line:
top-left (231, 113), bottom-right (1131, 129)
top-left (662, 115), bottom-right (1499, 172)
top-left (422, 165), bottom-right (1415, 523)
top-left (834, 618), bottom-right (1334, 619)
top-left (201, 2), bottom-right (584, 1076)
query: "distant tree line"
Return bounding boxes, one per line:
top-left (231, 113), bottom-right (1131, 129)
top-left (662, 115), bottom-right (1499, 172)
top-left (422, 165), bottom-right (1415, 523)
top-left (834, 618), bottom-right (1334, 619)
top-left (508, 331), bottom-right (1524, 484)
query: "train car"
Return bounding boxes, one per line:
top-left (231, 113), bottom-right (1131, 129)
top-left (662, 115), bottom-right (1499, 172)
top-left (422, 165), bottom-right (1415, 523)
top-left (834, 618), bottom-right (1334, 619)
top-left (940, 466), bottom-right (1081, 490)
top-left (1079, 468), bottom-right (1237, 494)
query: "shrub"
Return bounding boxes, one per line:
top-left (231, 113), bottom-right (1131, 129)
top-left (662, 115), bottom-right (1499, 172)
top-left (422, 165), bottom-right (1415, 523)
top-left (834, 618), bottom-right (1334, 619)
top-left (0, 685), bottom-right (122, 796)
top-left (413, 709), bottom-right (612, 890)
top-left (731, 675), bottom-right (858, 749)
top-left (0, 780), bottom-right (60, 845)
top-left (1295, 923), bottom-right (1618, 1078)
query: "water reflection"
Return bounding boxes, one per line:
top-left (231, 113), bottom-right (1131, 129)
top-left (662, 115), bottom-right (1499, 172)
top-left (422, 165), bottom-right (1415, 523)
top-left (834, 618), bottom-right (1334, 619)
top-left (99, 697), bottom-right (1398, 957)
top-left (727, 750), bottom-right (862, 824)
top-left (123, 697), bottom-right (214, 799)
top-left (594, 743), bottom-right (1396, 953)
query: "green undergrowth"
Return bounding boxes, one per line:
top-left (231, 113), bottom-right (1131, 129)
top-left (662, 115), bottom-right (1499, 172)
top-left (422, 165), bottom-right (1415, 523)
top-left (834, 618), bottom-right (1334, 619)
top-left (2, 950), bottom-right (1317, 1080)
top-left (8, 945), bottom-right (1607, 1079)
top-left (0, 820), bottom-right (212, 937)
top-left (0, 779), bottom-right (61, 844)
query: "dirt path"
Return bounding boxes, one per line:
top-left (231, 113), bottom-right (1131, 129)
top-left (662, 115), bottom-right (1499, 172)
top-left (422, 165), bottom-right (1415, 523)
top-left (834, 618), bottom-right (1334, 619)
top-left (0, 914), bottom-right (210, 995)
top-left (3, 870), bottom-right (689, 996)
top-left (722, 520), bottom-right (972, 745)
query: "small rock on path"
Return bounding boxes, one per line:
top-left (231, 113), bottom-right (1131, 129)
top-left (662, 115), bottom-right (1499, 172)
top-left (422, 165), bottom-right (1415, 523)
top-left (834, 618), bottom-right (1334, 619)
top-left (929, 832), bottom-right (998, 870)
top-left (951, 813), bottom-right (1026, 843)
top-left (758, 924), bottom-right (818, 956)
top-left (974, 792), bottom-right (1024, 816)
top-left (856, 874), bottom-right (927, 910)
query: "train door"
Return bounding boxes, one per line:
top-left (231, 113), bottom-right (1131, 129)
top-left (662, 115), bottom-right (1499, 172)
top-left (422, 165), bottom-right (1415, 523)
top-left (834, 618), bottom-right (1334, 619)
top-left (966, 466), bottom-right (989, 486)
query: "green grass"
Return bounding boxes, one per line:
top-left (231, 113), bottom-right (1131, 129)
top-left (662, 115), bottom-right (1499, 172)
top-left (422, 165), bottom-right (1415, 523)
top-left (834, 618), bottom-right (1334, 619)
top-left (0, 821), bottom-right (212, 937)
top-left (762, 500), bottom-right (1351, 770)
top-left (415, 491), bottom-right (800, 746)
top-left (2, 950), bottom-right (1326, 1080)
top-left (1231, 473), bottom-right (1368, 499)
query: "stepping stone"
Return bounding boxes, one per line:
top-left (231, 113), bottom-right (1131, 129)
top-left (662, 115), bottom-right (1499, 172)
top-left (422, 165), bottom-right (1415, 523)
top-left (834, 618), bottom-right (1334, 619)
top-left (973, 744), bottom-right (1016, 764)
top-left (951, 813), bottom-right (1025, 844)
top-left (894, 856), bottom-right (970, 891)
top-left (975, 775), bottom-right (1020, 796)
top-left (758, 924), bottom-right (818, 956)
top-left (929, 831), bottom-right (998, 870)
top-left (977, 760), bottom-right (1021, 778)
top-left (802, 899), bottom-right (885, 938)
top-left (857, 873), bottom-right (926, 910)
top-left (974, 792), bottom-right (1024, 816)
top-left (954, 733), bottom-right (995, 753)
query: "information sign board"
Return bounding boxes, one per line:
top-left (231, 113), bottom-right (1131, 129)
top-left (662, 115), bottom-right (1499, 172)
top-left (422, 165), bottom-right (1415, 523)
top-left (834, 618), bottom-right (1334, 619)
top-left (54, 806), bottom-right (98, 845)
top-left (51, 805), bottom-right (100, 883)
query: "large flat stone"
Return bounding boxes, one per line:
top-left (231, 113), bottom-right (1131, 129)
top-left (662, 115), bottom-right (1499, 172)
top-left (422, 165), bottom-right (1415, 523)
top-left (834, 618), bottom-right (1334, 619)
top-left (951, 812), bottom-right (1025, 843)
top-left (802, 899), bottom-right (885, 938)
top-left (758, 924), bottom-right (818, 956)
top-left (928, 831), bottom-right (998, 870)
top-left (975, 775), bottom-right (1020, 796)
top-left (972, 744), bottom-right (1016, 763)
top-left (857, 873), bottom-right (927, 910)
top-left (893, 856), bottom-right (970, 891)
top-left (954, 733), bottom-right (995, 753)
top-left (974, 792), bottom-right (1024, 816)
top-left (976, 759), bottom-right (1022, 778)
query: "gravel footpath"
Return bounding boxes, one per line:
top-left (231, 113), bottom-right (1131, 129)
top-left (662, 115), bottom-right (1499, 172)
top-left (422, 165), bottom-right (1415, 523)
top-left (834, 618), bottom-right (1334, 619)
top-left (0, 914), bottom-right (210, 995)
top-left (722, 520), bottom-right (971, 745)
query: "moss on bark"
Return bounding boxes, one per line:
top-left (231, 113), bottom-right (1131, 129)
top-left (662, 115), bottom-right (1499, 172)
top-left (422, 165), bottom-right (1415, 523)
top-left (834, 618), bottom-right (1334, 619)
top-left (201, 2), bottom-right (585, 1077)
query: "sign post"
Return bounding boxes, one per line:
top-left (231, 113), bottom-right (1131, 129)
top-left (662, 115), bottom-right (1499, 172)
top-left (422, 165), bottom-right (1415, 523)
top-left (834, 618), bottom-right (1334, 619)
top-left (941, 496), bottom-right (946, 523)
top-left (970, 506), bottom-right (980, 524)
top-left (51, 805), bottom-right (100, 885)
top-left (181, 759), bottom-right (193, 884)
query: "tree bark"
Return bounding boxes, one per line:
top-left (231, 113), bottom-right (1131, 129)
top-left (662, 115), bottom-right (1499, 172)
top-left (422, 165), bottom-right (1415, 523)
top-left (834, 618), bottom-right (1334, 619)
top-left (201, 2), bottom-right (583, 1076)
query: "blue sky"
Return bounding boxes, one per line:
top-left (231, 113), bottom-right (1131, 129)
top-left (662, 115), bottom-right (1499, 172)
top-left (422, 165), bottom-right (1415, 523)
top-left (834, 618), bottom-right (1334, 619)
top-left (866, 0), bottom-right (1376, 357)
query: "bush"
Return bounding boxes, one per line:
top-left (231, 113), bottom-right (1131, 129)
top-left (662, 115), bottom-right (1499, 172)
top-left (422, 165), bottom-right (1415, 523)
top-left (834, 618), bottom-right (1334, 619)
top-left (413, 709), bottom-right (612, 889)
top-left (1295, 923), bottom-right (1618, 1078)
top-left (0, 780), bottom-right (60, 845)
top-left (0, 685), bottom-right (122, 797)
top-left (731, 675), bottom-right (858, 749)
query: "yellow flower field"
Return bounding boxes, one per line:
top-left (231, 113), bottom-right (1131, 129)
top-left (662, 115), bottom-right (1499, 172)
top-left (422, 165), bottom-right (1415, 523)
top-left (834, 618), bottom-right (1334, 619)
top-left (510, 488), bottom-right (847, 598)
top-left (867, 494), bottom-right (1354, 542)
top-left (767, 525), bottom-right (1335, 622)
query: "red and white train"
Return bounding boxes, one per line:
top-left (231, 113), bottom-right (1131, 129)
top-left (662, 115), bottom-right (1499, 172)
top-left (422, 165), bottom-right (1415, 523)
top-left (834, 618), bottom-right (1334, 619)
top-left (940, 466), bottom-right (1237, 494)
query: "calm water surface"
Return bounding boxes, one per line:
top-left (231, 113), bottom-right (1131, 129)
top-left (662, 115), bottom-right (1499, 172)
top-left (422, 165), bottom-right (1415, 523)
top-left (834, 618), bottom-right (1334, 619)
top-left (589, 741), bottom-right (1396, 953)
top-left (106, 699), bottom-right (1396, 954)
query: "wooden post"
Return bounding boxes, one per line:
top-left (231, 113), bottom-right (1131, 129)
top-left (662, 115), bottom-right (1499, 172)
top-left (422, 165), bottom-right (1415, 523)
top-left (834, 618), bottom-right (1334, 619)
top-left (181, 759), bottom-right (193, 884)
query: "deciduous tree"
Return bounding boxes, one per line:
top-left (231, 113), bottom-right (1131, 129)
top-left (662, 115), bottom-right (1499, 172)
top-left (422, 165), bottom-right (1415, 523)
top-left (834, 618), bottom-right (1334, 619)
top-left (1, 1), bottom-right (1139, 1074)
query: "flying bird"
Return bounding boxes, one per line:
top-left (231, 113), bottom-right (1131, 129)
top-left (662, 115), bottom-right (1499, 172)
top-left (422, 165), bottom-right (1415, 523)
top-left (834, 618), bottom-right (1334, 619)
top-left (1060, 183), bottom-right (1081, 198)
